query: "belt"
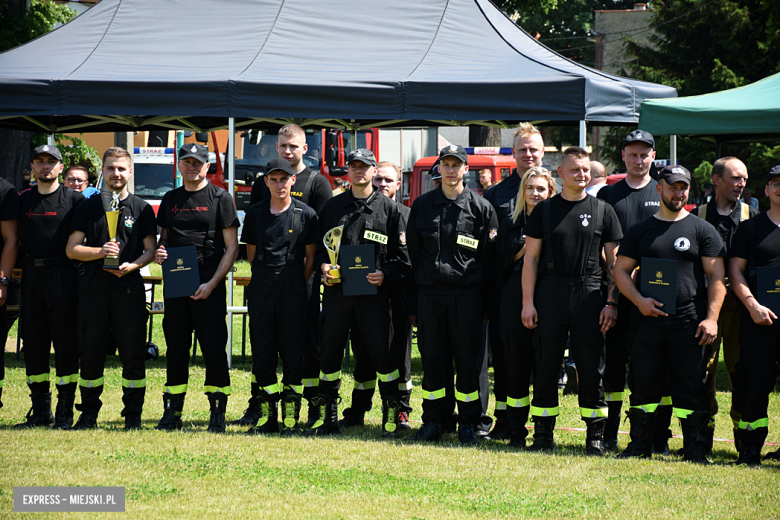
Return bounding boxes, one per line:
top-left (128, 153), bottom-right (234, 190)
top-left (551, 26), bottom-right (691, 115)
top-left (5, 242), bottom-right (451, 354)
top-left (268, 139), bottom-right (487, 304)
top-left (25, 255), bottom-right (70, 267)
top-left (540, 274), bottom-right (601, 287)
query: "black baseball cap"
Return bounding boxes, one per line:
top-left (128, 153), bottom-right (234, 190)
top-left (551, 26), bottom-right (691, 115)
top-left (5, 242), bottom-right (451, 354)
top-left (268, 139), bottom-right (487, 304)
top-left (32, 144), bottom-right (62, 162)
top-left (658, 165), bottom-right (691, 186)
top-left (347, 148), bottom-right (377, 167)
top-left (178, 143), bottom-right (209, 163)
top-left (767, 165), bottom-right (780, 182)
top-left (265, 158), bottom-right (294, 177)
top-left (439, 144), bottom-right (468, 164)
top-left (624, 130), bottom-right (655, 150)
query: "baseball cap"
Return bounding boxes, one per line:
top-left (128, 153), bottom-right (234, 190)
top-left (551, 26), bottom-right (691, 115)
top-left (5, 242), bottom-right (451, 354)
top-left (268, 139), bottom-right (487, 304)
top-left (265, 158), bottom-right (294, 177)
top-left (438, 144), bottom-right (468, 164)
top-left (767, 165), bottom-right (780, 182)
top-left (347, 148), bottom-right (377, 167)
top-left (430, 164), bottom-right (441, 180)
top-left (624, 130), bottom-right (655, 150)
top-left (32, 144), bottom-right (62, 162)
top-left (178, 143), bottom-right (209, 163)
top-left (658, 165), bottom-right (691, 186)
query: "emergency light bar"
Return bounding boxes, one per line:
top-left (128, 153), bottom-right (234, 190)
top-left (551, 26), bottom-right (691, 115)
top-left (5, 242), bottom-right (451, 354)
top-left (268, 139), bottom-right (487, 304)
top-left (464, 147), bottom-right (513, 155)
top-left (134, 147), bottom-right (175, 154)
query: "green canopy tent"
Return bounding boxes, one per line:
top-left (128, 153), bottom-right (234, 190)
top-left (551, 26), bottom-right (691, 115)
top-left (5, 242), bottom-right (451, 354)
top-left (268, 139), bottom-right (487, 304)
top-left (639, 72), bottom-right (780, 143)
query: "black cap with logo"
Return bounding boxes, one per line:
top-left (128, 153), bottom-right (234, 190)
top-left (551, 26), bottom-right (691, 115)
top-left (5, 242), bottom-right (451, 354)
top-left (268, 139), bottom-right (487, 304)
top-left (347, 148), bottom-right (377, 167)
top-left (658, 164), bottom-right (691, 185)
top-left (265, 158), bottom-right (294, 177)
top-left (178, 143), bottom-right (209, 163)
top-left (438, 144), bottom-right (468, 164)
top-left (32, 144), bottom-right (62, 162)
top-left (624, 130), bottom-right (655, 150)
top-left (767, 165), bottom-right (780, 182)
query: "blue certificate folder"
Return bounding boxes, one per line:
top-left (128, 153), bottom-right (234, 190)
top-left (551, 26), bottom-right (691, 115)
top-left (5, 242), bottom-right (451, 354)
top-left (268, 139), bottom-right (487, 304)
top-left (640, 257), bottom-right (677, 314)
top-left (162, 245), bottom-right (200, 299)
top-left (756, 266), bottom-right (780, 316)
top-left (341, 244), bottom-right (377, 296)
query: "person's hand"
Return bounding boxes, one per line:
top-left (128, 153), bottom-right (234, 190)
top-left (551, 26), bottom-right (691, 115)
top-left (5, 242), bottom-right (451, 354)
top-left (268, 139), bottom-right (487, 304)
top-left (636, 297), bottom-right (667, 317)
top-left (695, 318), bottom-right (718, 345)
top-left (191, 282), bottom-right (215, 300)
top-left (367, 270), bottom-right (384, 286)
top-left (747, 299), bottom-right (777, 326)
top-left (321, 263), bottom-right (338, 287)
top-left (600, 305), bottom-right (617, 333)
top-left (155, 245), bottom-right (168, 265)
top-left (521, 304), bottom-right (538, 329)
top-left (102, 241), bottom-right (120, 258)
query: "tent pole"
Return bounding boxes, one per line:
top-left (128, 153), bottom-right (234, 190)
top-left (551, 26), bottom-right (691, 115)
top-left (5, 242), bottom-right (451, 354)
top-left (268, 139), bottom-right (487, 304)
top-left (227, 117), bottom-right (235, 369)
top-left (670, 135), bottom-right (677, 165)
top-left (48, 134), bottom-right (54, 146)
top-left (578, 121), bottom-right (586, 149)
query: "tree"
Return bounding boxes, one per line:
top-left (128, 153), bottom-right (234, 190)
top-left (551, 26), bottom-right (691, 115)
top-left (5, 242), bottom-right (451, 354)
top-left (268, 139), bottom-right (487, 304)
top-left (0, 0), bottom-right (77, 190)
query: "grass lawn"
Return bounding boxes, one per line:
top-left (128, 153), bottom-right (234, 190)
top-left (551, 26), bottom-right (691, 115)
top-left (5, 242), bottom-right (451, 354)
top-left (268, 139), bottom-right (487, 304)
top-left (1, 260), bottom-right (779, 518)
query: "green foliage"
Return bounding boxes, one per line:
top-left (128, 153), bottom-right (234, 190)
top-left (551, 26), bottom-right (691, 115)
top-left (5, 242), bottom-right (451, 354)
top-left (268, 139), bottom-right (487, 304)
top-left (0, 0), bottom-right (77, 53)
top-left (31, 133), bottom-right (102, 176)
top-left (692, 160), bottom-right (712, 188)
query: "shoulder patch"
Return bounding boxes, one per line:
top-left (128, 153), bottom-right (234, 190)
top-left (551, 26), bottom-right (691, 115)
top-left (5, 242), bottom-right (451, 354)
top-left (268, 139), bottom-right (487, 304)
top-left (488, 228), bottom-right (498, 241)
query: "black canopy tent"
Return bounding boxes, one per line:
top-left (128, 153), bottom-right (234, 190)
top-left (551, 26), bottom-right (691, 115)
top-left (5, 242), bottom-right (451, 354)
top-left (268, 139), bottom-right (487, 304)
top-left (0, 0), bottom-right (676, 134)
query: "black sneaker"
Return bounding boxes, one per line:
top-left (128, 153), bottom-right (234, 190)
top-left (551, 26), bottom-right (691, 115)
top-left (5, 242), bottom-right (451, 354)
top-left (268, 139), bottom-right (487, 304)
top-left (458, 424), bottom-right (478, 445)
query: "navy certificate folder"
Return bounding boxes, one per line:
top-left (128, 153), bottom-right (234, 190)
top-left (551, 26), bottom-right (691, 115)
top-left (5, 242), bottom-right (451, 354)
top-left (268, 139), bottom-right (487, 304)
top-left (162, 245), bottom-right (200, 299)
top-left (640, 257), bottom-right (677, 315)
top-left (341, 244), bottom-right (377, 296)
top-left (756, 266), bottom-right (780, 316)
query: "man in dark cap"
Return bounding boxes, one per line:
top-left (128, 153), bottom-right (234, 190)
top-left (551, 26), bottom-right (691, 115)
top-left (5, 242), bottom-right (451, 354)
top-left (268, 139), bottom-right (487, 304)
top-left (154, 143), bottom-right (239, 433)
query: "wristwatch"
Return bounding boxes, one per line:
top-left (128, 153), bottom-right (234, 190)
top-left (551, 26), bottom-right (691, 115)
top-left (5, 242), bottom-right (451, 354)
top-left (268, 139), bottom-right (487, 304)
top-left (0, 277), bottom-right (9, 287)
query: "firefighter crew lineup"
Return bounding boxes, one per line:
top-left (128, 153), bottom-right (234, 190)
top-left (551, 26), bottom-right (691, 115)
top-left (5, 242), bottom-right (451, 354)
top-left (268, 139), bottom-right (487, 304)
top-left (3, 123), bottom-right (779, 467)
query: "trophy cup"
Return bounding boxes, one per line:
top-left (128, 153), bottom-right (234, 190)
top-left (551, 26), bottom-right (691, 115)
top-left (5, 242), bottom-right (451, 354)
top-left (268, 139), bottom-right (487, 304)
top-left (104, 191), bottom-right (121, 269)
top-left (323, 225), bottom-right (344, 283)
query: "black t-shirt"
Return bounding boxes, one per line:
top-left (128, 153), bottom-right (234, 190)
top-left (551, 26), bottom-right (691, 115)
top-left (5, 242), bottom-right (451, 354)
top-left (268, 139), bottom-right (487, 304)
top-left (20, 184), bottom-right (84, 259)
top-left (0, 178), bottom-right (20, 256)
top-left (241, 199), bottom-right (318, 271)
top-left (730, 212), bottom-right (780, 293)
top-left (157, 183), bottom-right (239, 273)
top-left (70, 192), bottom-right (157, 267)
top-left (697, 200), bottom-right (757, 257)
top-left (525, 196), bottom-right (622, 277)
top-left (249, 166), bottom-right (332, 214)
top-left (597, 177), bottom-right (660, 236)
top-left (619, 213), bottom-right (725, 316)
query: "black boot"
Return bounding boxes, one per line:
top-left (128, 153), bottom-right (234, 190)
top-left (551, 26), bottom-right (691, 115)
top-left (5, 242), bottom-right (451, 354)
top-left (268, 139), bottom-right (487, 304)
top-left (0, 387), bottom-right (3, 409)
top-left (764, 447), bottom-right (780, 461)
top-left (619, 408), bottom-right (656, 459)
top-left (70, 407), bottom-right (98, 430)
top-left (207, 393), bottom-right (228, 433)
top-left (731, 443), bottom-right (761, 466)
top-left (339, 407), bottom-right (365, 428)
top-left (154, 393), bottom-right (185, 431)
top-left (703, 417), bottom-right (715, 457)
top-left (304, 398), bottom-right (321, 428)
top-left (586, 421), bottom-right (606, 456)
top-left (280, 394), bottom-right (301, 436)
top-left (381, 400), bottom-right (402, 439)
top-left (233, 396), bottom-right (261, 426)
top-left (246, 395), bottom-right (278, 435)
top-left (124, 414), bottom-right (143, 430)
top-left (681, 412), bottom-right (711, 465)
top-left (15, 391), bottom-right (54, 429)
top-left (528, 416), bottom-right (556, 451)
top-left (603, 401), bottom-right (622, 451)
top-left (121, 386), bottom-right (145, 430)
top-left (304, 397), bottom-right (340, 436)
top-left (458, 423), bottom-right (478, 445)
top-left (398, 411), bottom-right (411, 432)
top-left (485, 416), bottom-right (511, 442)
top-left (52, 390), bottom-right (76, 430)
top-left (651, 405), bottom-right (673, 455)
top-left (412, 422), bottom-right (442, 442)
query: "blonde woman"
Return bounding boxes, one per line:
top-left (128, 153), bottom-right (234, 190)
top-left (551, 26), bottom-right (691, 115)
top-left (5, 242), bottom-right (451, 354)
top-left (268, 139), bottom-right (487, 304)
top-left (497, 166), bottom-right (556, 447)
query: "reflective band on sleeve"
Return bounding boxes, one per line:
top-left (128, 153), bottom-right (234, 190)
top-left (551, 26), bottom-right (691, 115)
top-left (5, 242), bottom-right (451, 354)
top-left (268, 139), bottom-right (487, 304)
top-left (422, 388), bottom-right (446, 400)
top-left (398, 380), bottom-right (413, 391)
top-left (56, 374), bottom-right (79, 385)
top-left (283, 384), bottom-right (304, 395)
top-left (122, 378), bottom-right (147, 389)
top-left (673, 407), bottom-right (694, 419)
top-left (79, 376), bottom-right (105, 388)
top-left (27, 373), bottom-right (50, 384)
top-left (581, 407), bottom-right (608, 419)
top-left (738, 417), bottom-right (769, 431)
top-left (204, 385), bottom-right (232, 395)
top-left (377, 369), bottom-right (400, 383)
top-left (605, 392), bottom-right (624, 402)
top-left (455, 389), bottom-right (479, 403)
top-left (319, 370), bottom-right (341, 382)
top-left (260, 383), bottom-right (280, 395)
top-left (495, 401), bottom-right (507, 411)
top-left (530, 406), bottom-right (560, 417)
top-left (165, 384), bottom-right (188, 395)
top-left (507, 396), bottom-right (530, 408)
top-left (353, 379), bottom-right (376, 390)
top-left (302, 378), bottom-right (319, 388)
top-left (659, 396), bottom-right (672, 406)
top-left (631, 403), bottom-right (659, 414)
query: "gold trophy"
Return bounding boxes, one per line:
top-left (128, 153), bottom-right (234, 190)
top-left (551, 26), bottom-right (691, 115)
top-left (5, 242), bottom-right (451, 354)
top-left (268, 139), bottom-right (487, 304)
top-left (104, 191), bottom-right (121, 269)
top-left (323, 225), bottom-right (344, 283)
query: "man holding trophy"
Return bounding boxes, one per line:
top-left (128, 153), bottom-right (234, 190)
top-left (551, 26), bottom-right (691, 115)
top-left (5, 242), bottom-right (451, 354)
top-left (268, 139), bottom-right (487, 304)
top-left (66, 147), bottom-right (157, 429)
top-left (307, 149), bottom-right (411, 438)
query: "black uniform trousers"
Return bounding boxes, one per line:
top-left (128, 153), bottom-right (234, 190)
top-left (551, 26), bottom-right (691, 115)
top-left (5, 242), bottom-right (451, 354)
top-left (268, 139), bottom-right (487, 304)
top-left (247, 266), bottom-right (306, 398)
top-left (318, 284), bottom-right (398, 402)
top-left (418, 290), bottom-right (483, 425)
top-left (501, 270), bottom-right (534, 432)
top-left (628, 313), bottom-right (711, 419)
top-left (77, 267), bottom-right (147, 415)
top-left (488, 299), bottom-right (508, 416)
top-left (349, 290), bottom-right (413, 413)
top-left (736, 311), bottom-right (779, 445)
top-left (531, 276), bottom-right (607, 423)
top-left (162, 279), bottom-right (230, 395)
top-left (302, 274), bottom-right (322, 400)
top-left (21, 260), bottom-right (79, 395)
